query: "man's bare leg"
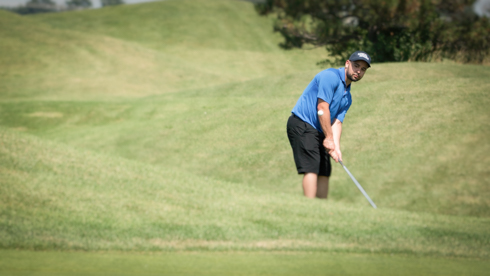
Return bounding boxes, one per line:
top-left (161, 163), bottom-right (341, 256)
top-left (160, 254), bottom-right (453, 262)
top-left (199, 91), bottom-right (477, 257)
top-left (302, 173), bottom-right (318, 198)
top-left (316, 176), bottom-right (329, 199)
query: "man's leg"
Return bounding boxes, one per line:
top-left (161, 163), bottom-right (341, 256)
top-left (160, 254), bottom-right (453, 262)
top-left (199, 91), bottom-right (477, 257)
top-left (302, 173), bottom-right (318, 198)
top-left (303, 174), bottom-right (329, 199)
top-left (316, 176), bottom-right (329, 199)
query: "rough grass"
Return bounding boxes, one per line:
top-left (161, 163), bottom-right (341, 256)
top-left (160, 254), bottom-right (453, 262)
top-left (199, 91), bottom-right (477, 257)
top-left (1, 128), bottom-right (489, 258)
top-left (1, 63), bottom-right (488, 217)
top-left (0, 1), bottom-right (327, 100)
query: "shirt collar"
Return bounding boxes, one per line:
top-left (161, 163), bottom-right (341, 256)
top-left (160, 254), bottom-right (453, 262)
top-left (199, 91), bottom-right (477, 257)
top-left (339, 67), bottom-right (351, 90)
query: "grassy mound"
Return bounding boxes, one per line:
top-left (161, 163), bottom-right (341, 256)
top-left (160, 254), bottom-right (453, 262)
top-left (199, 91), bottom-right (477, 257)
top-left (2, 63), bottom-right (489, 217)
top-left (1, 128), bottom-right (489, 258)
top-left (0, 1), bottom-right (326, 100)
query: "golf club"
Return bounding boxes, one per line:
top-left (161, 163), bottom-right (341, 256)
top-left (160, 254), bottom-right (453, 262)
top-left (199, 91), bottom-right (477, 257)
top-left (339, 160), bottom-right (377, 209)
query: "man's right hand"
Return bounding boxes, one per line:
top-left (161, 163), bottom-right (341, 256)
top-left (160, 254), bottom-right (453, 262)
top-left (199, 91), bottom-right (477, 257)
top-left (323, 138), bottom-right (339, 162)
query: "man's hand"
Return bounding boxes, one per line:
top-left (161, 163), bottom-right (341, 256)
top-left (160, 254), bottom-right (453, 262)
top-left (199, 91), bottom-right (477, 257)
top-left (323, 138), bottom-right (339, 162)
top-left (334, 149), bottom-right (342, 163)
top-left (331, 119), bottom-right (343, 163)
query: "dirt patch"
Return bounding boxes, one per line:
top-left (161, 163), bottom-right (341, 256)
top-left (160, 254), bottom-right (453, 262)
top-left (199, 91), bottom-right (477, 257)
top-left (27, 112), bottom-right (63, 118)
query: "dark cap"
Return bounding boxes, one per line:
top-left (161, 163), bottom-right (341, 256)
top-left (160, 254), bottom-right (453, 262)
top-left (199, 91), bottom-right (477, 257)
top-left (349, 51), bottom-right (371, 67)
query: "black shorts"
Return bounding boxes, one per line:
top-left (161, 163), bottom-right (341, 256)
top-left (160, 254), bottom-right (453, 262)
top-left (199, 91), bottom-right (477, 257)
top-left (286, 114), bottom-right (331, 176)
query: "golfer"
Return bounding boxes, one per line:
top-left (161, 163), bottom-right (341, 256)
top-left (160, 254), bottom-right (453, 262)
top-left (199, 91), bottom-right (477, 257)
top-left (287, 51), bottom-right (371, 199)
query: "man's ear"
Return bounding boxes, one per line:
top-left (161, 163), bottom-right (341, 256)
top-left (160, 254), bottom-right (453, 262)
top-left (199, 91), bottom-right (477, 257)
top-left (345, 60), bottom-right (350, 68)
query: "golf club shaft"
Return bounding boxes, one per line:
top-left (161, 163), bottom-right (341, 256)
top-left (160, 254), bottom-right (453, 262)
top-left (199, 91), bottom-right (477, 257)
top-left (339, 161), bottom-right (377, 209)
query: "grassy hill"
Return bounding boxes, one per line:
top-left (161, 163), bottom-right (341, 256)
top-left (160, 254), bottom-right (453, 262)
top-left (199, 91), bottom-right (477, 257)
top-left (0, 1), bottom-right (326, 100)
top-left (1, 128), bottom-right (489, 259)
top-left (2, 62), bottom-right (488, 217)
top-left (0, 0), bottom-right (489, 267)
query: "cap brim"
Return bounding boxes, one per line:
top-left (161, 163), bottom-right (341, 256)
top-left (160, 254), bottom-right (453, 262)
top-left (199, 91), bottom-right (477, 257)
top-left (349, 58), bottom-right (371, 67)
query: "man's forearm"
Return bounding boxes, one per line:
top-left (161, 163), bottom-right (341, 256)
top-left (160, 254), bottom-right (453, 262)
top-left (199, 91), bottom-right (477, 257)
top-left (332, 119), bottom-right (342, 148)
top-left (317, 99), bottom-right (339, 161)
top-left (317, 100), bottom-right (333, 139)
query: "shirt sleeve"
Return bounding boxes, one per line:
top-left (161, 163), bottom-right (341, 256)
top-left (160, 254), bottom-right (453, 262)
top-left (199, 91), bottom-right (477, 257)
top-left (316, 71), bottom-right (340, 104)
top-left (336, 109), bottom-right (347, 123)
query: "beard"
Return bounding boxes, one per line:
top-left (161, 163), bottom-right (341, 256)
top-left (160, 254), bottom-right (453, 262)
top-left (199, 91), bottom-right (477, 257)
top-left (346, 70), bottom-right (361, 82)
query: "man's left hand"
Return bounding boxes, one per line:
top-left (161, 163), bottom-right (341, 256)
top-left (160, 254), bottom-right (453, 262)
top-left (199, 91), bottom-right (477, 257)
top-left (334, 149), bottom-right (342, 163)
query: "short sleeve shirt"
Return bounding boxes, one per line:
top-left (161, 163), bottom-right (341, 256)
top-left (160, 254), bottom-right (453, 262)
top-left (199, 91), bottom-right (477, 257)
top-left (291, 67), bottom-right (352, 133)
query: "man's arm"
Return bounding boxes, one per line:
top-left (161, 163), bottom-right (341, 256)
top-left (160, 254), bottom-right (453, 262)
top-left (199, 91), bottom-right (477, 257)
top-left (317, 99), bottom-right (339, 162)
top-left (332, 118), bottom-right (342, 162)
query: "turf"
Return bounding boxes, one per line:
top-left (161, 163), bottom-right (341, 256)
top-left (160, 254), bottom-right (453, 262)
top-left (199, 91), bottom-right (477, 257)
top-left (0, 1), bottom-right (327, 100)
top-left (2, 128), bottom-right (489, 257)
top-left (0, 0), bottom-right (489, 273)
top-left (2, 64), bottom-right (488, 217)
top-left (1, 250), bottom-right (489, 276)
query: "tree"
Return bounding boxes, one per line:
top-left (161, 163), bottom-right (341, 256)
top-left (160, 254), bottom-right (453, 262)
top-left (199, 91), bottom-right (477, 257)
top-left (256, 0), bottom-right (490, 64)
top-left (26, 0), bottom-right (55, 8)
top-left (11, 0), bottom-right (57, 14)
top-left (66, 0), bottom-right (92, 9)
top-left (101, 0), bottom-right (124, 7)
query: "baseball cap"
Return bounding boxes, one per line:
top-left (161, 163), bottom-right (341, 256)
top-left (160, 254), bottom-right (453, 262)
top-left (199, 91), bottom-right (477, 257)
top-left (349, 51), bottom-right (371, 67)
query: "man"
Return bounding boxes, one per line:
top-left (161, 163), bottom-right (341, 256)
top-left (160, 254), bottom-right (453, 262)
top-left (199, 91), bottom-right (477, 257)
top-left (286, 51), bottom-right (371, 199)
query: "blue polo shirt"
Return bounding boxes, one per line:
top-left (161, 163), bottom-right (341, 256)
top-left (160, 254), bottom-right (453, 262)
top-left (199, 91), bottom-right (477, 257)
top-left (292, 67), bottom-right (352, 133)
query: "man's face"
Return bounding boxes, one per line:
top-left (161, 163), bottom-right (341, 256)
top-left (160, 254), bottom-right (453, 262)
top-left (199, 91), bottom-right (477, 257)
top-left (345, 60), bottom-right (369, 82)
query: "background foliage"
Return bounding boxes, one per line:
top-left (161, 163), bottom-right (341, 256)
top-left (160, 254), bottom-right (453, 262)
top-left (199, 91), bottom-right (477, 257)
top-left (256, 0), bottom-right (490, 65)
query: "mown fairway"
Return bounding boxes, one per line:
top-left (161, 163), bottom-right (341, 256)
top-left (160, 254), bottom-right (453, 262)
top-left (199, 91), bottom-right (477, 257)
top-left (0, 0), bottom-right (489, 274)
top-left (1, 250), bottom-right (489, 276)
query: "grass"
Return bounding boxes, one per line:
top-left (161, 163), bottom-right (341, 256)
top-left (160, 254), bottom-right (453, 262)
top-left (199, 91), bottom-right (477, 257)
top-left (2, 128), bottom-right (489, 257)
top-left (0, 0), bottom-right (490, 274)
top-left (1, 250), bottom-right (489, 276)
top-left (2, 64), bottom-right (488, 216)
top-left (0, 1), bottom-right (327, 100)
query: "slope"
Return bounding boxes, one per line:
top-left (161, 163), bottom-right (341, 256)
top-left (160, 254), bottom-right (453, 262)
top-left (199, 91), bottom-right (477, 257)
top-left (0, 0), bottom-right (488, 237)
top-left (31, 0), bottom-right (328, 87)
top-left (1, 62), bottom-right (489, 217)
top-left (0, 10), bottom-right (174, 99)
top-left (0, 1), bottom-right (327, 100)
top-left (1, 128), bottom-right (489, 259)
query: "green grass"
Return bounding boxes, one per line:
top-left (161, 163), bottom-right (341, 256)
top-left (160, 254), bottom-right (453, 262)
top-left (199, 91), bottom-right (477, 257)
top-left (1, 0), bottom-right (490, 274)
top-left (2, 64), bottom-right (488, 216)
top-left (0, 1), bottom-right (327, 100)
top-left (1, 250), bottom-right (489, 276)
top-left (2, 128), bottom-right (489, 257)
